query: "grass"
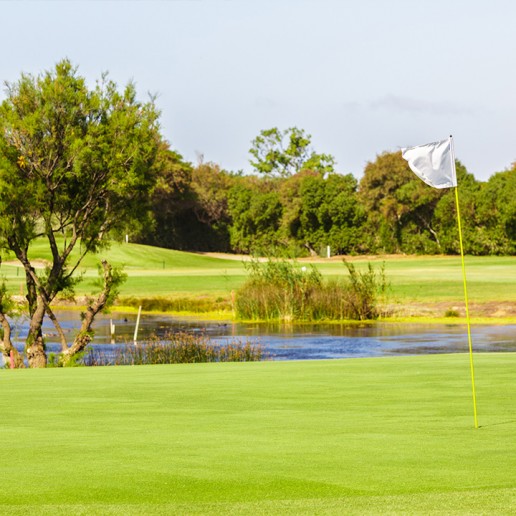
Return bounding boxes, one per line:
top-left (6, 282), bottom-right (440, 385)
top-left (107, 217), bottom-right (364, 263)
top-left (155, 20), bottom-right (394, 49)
top-left (1, 353), bottom-right (515, 514)
top-left (81, 333), bottom-right (264, 365)
top-left (235, 260), bottom-right (387, 321)
top-left (1, 240), bottom-right (515, 318)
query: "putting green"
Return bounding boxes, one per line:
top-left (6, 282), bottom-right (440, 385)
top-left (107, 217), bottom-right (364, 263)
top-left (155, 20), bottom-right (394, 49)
top-left (1, 353), bottom-right (515, 514)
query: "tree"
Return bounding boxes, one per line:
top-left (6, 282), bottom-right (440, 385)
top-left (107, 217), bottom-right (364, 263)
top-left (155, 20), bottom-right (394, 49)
top-left (140, 156), bottom-right (234, 252)
top-left (249, 127), bottom-right (335, 177)
top-left (472, 166), bottom-right (516, 254)
top-left (358, 151), bottom-right (447, 253)
top-left (428, 161), bottom-right (480, 254)
top-left (228, 178), bottom-right (283, 253)
top-left (0, 60), bottom-right (161, 367)
top-left (138, 144), bottom-right (197, 250)
top-left (280, 171), bottom-right (364, 255)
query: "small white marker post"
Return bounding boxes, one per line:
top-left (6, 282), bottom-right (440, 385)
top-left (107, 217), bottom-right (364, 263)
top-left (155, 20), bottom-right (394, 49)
top-left (133, 306), bottom-right (142, 346)
top-left (110, 319), bottom-right (116, 343)
top-left (327, 245), bottom-right (331, 259)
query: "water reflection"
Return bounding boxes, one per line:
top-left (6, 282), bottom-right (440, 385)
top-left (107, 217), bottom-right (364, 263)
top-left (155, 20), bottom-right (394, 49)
top-left (6, 311), bottom-right (516, 361)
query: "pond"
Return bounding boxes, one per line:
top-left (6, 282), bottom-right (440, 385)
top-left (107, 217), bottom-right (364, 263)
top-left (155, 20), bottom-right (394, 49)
top-left (4, 310), bottom-right (516, 362)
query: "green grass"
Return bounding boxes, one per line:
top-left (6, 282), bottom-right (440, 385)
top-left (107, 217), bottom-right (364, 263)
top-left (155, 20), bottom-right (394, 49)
top-left (1, 353), bottom-right (515, 514)
top-left (1, 241), bottom-right (515, 313)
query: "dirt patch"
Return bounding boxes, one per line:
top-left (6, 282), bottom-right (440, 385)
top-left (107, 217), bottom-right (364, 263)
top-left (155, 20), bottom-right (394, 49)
top-left (387, 301), bottom-right (516, 319)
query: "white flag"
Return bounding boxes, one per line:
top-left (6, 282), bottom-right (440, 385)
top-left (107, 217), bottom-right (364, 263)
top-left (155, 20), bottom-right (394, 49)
top-left (401, 137), bottom-right (457, 189)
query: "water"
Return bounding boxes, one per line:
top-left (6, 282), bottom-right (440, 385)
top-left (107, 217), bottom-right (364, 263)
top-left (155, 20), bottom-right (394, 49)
top-left (4, 311), bottom-right (515, 362)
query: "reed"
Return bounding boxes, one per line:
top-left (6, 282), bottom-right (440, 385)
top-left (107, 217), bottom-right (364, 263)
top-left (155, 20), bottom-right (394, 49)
top-left (82, 332), bottom-right (264, 366)
top-left (235, 259), bottom-right (387, 321)
top-left (118, 295), bottom-right (232, 313)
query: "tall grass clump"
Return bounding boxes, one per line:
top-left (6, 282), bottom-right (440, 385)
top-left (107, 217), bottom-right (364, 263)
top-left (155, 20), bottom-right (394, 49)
top-left (235, 259), bottom-right (324, 321)
top-left (83, 332), bottom-right (264, 366)
top-left (235, 259), bottom-right (388, 321)
top-left (118, 296), bottom-right (232, 313)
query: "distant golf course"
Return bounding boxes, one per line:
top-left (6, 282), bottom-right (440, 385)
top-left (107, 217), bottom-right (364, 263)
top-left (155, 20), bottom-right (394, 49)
top-left (2, 353), bottom-right (515, 514)
top-left (1, 240), bottom-right (515, 321)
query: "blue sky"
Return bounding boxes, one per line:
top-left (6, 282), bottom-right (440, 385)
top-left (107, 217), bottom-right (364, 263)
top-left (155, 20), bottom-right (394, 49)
top-left (1, 0), bottom-right (515, 181)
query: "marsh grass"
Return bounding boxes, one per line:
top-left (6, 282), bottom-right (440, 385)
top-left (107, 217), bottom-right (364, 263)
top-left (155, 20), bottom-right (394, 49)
top-left (235, 259), bottom-right (388, 321)
top-left (82, 332), bottom-right (263, 366)
top-left (119, 295), bottom-right (232, 313)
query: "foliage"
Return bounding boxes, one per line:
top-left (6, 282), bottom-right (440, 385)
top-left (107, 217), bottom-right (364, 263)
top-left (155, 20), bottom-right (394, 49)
top-left (235, 259), bottom-right (323, 321)
top-left (473, 166), bottom-right (516, 254)
top-left (358, 151), bottom-right (446, 253)
top-left (433, 161), bottom-right (481, 254)
top-left (249, 127), bottom-right (335, 177)
top-left (295, 172), bottom-right (365, 255)
top-left (47, 350), bottom-right (87, 367)
top-left (235, 258), bottom-right (388, 321)
top-left (138, 153), bottom-right (233, 252)
top-left (82, 332), bottom-right (263, 365)
top-left (120, 295), bottom-right (232, 313)
top-left (0, 59), bottom-right (161, 367)
top-left (228, 179), bottom-right (284, 253)
top-left (123, 124), bottom-right (514, 258)
top-left (343, 260), bottom-right (388, 320)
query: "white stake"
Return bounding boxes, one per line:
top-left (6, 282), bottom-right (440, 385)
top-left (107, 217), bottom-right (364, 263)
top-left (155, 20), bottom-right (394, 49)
top-left (133, 306), bottom-right (142, 346)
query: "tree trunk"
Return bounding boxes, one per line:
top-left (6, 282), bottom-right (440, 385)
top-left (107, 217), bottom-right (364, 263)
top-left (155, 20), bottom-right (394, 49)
top-left (61, 261), bottom-right (117, 365)
top-left (0, 312), bottom-right (24, 368)
top-left (45, 305), bottom-right (68, 352)
top-left (26, 297), bottom-right (47, 368)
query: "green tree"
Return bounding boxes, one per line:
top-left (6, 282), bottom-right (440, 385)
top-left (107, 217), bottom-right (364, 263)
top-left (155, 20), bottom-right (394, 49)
top-left (189, 162), bottom-right (233, 250)
top-left (249, 127), bottom-right (335, 177)
top-left (467, 165), bottom-right (515, 254)
top-left (0, 60), bottom-right (161, 367)
top-left (358, 151), bottom-right (448, 253)
top-left (432, 162), bottom-right (480, 254)
top-left (294, 172), bottom-right (364, 255)
top-left (228, 178), bottom-right (283, 253)
top-left (138, 144), bottom-right (196, 250)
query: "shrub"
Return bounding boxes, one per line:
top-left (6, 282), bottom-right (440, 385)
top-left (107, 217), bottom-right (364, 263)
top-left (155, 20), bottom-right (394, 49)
top-left (343, 261), bottom-right (388, 320)
top-left (235, 259), bottom-right (388, 321)
top-left (235, 259), bottom-right (323, 321)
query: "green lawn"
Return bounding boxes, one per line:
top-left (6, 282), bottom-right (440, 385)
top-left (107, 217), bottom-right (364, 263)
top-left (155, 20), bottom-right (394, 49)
top-left (1, 241), bottom-right (515, 309)
top-left (1, 353), bottom-right (515, 514)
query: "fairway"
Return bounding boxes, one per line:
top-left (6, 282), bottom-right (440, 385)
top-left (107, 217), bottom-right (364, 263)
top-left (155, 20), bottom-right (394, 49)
top-left (2, 353), bottom-right (515, 514)
top-left (1, 241), bottom-right (515, 318)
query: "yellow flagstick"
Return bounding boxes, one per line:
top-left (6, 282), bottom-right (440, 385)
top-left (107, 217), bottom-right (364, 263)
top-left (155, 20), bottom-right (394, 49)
top-left (451, 137), bottom-right (479, 429)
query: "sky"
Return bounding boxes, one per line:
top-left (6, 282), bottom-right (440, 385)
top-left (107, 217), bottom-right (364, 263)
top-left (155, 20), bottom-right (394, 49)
top-left (1, 0), bottom-right (515, 181)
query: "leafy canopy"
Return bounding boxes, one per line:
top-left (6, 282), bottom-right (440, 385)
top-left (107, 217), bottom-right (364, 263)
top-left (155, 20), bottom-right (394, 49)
top-left (0, 59), bottom-right (161, 280)
top-left (249, 127), bottom-right (335, 177)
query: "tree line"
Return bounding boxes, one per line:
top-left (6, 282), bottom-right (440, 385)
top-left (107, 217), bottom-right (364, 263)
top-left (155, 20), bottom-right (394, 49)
top-left (139, 129), bottom-right (515, 257)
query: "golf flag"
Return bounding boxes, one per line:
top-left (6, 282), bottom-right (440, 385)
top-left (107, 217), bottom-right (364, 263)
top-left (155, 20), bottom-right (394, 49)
top-left (402, 135), bottom-right (479, 428)
top-left (401, 137), bottom-right (457, 189)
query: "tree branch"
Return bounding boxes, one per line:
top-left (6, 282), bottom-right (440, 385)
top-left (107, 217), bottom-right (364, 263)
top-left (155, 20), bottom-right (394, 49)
top-left (44, 304), bottom-right (69, 352)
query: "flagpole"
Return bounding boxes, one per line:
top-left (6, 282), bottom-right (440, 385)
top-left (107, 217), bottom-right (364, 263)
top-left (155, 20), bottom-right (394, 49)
top-left (450, 136), bottom-right (479, 429)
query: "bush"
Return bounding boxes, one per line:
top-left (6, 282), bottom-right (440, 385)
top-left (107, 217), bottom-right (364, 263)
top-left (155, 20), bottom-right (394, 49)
top-left (235, 259), bottom-right (388, 321)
